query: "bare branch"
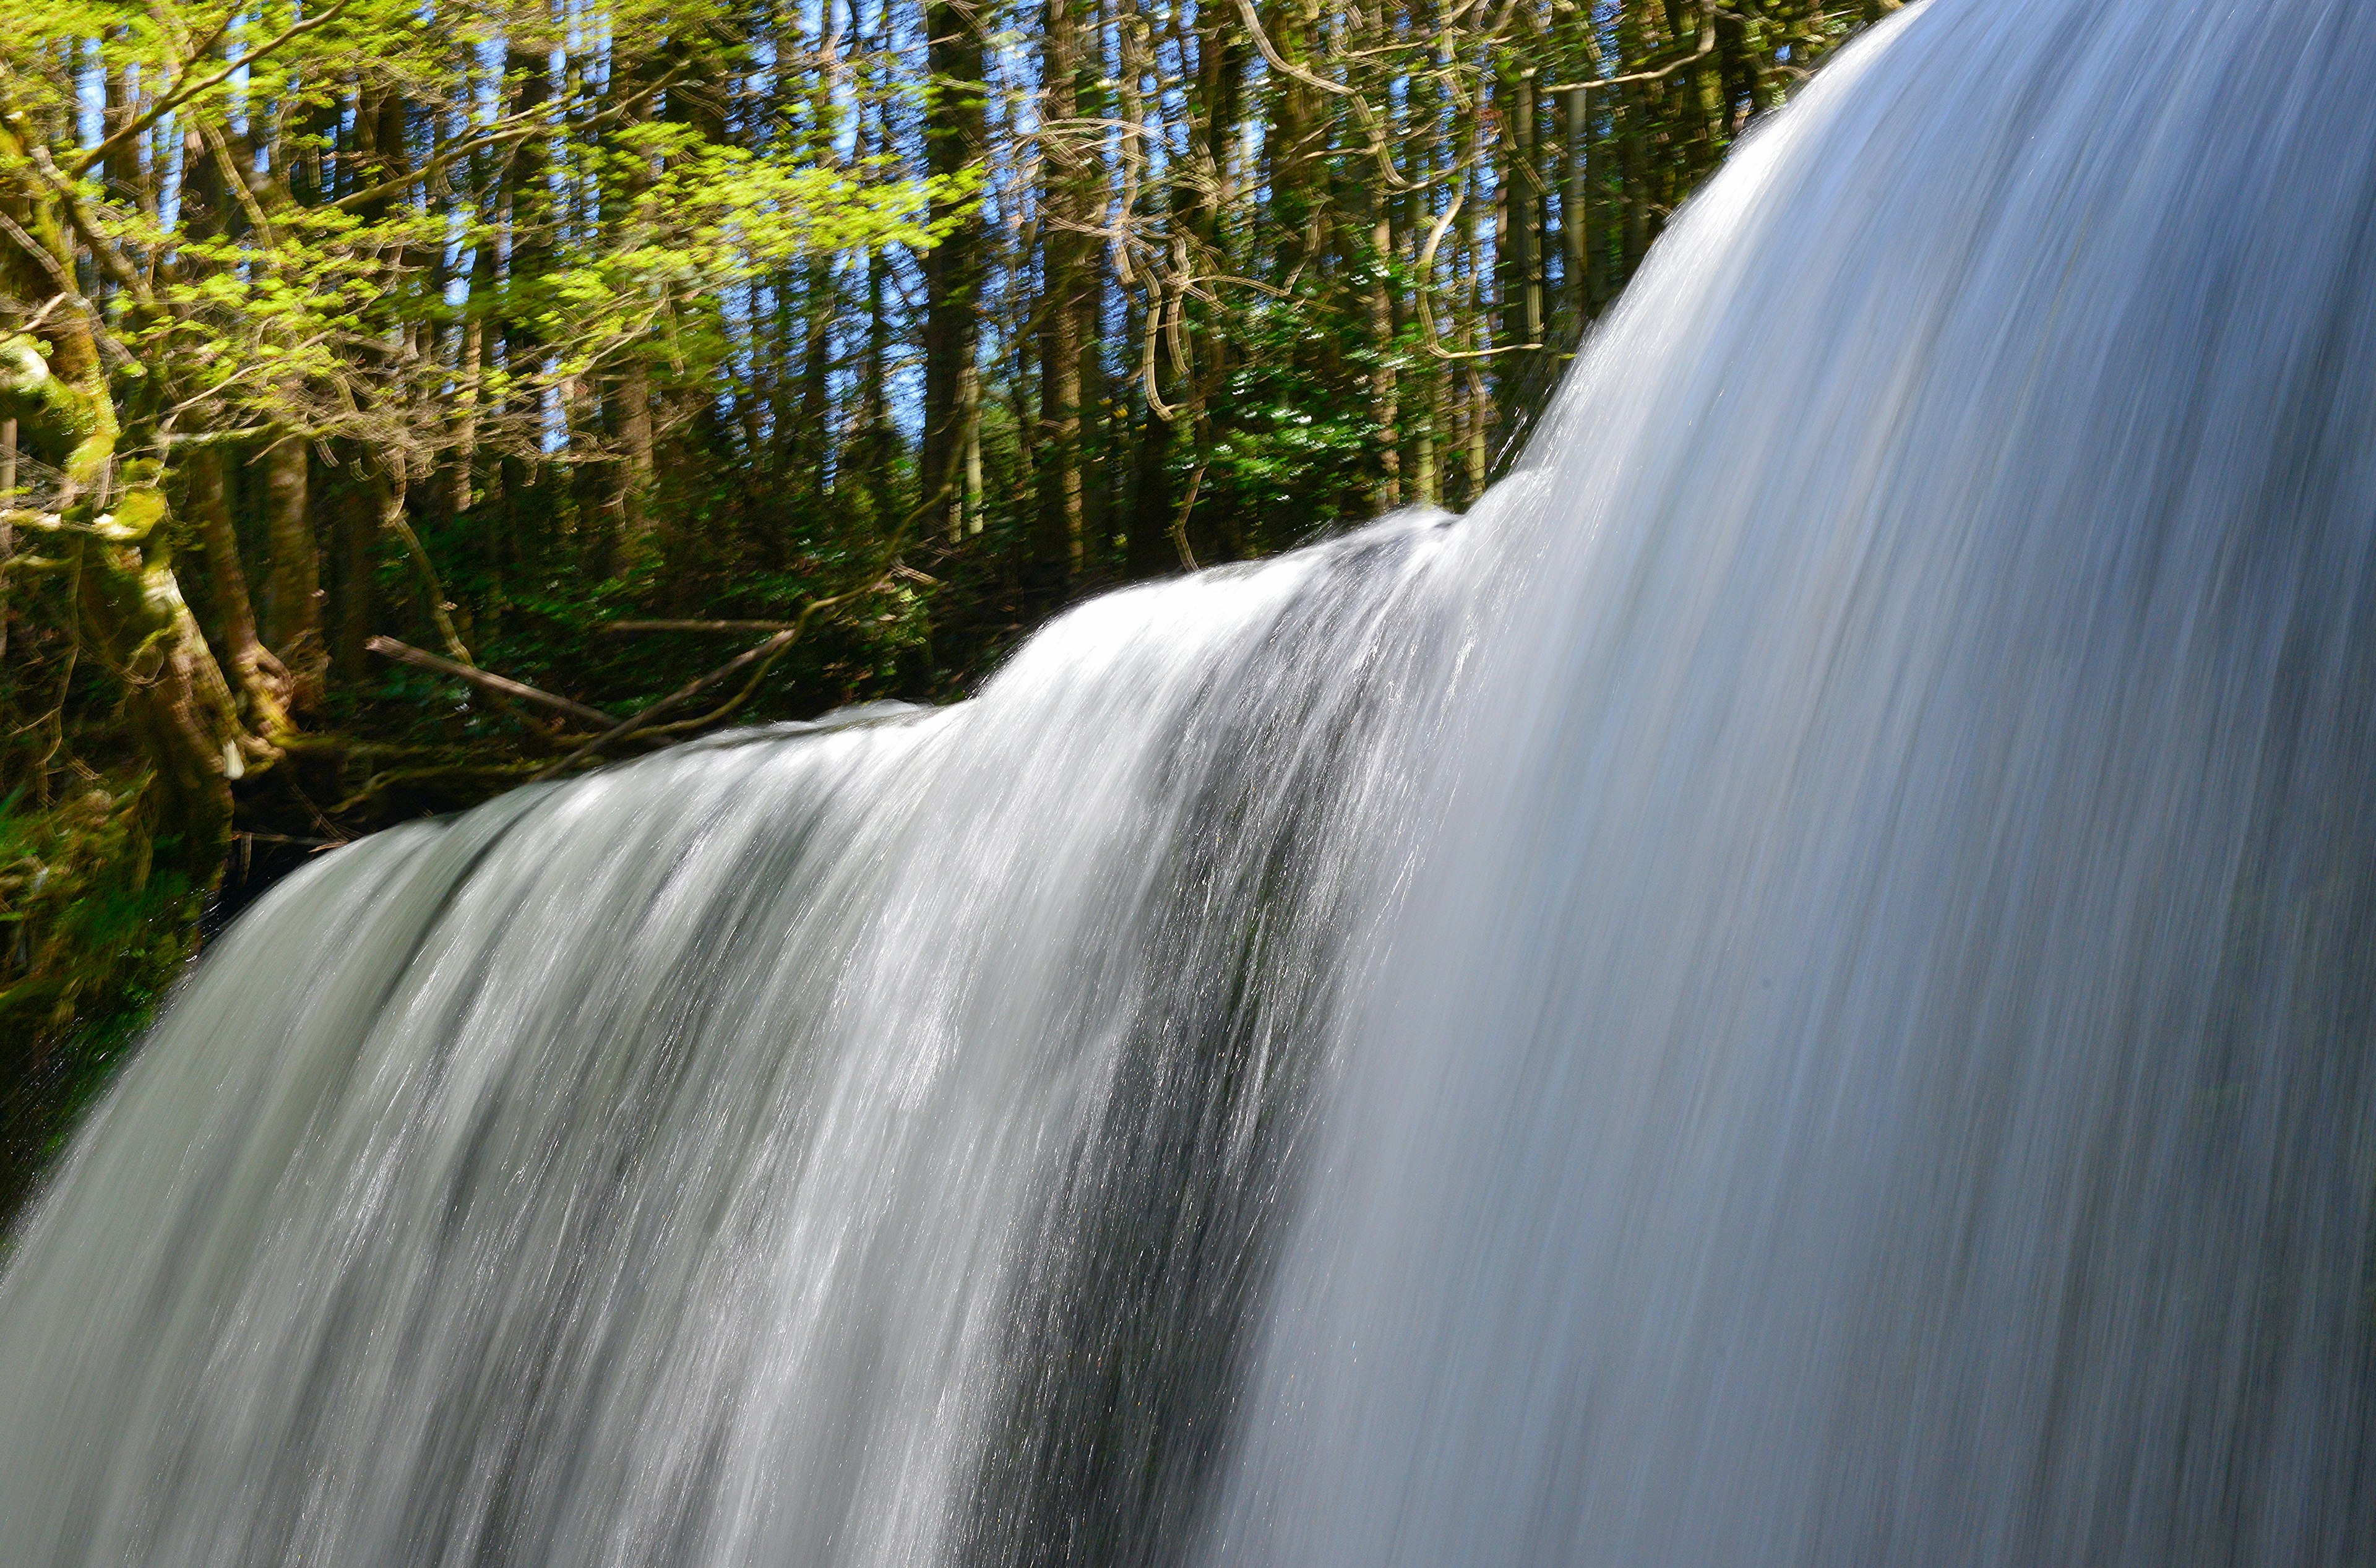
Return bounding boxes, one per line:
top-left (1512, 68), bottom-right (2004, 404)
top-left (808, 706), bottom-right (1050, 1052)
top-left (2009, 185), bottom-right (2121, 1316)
top-left (366, 636), bottom-right (618, 728)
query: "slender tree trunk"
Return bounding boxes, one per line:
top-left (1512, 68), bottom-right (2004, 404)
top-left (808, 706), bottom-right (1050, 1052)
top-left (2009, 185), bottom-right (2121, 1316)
top-left (257, 434), bottom-right (324, 712)
top-left (100, 40), bottom-right (140, 205)
top-left (1261, 0), bottom-right (1323, 278)
top-left (1619, 1), bottom-right (1650, 272)
top-left (495, 37), bottom-right (553, 571)
top-left (332, 480), bottom-right (377, 681)
top-left (603, 69), bottom-right (659, 574)
top-left (1413, 359), bottom-right (1440, 506)
top-left (453, 241), bottom-right (489, 520)
top-left (1368, 201), bottom-right (1401, 510)
top-left (1461, 126), bottom-right (1492, 499)
top-left (1078, 25), bottom-right (1114, 578)
top-left (1036, 0), bottom-right (1089, 590)
top-left (1181, 0), bottom-right (1244, 562)
top-left (613, 357), bottom-right (655, 567)
top-left (1562, 84), bottom-right (1598, 319)
top-left (798, 258), bottom-right (837, 498)
top-left (1499, 62), bottom-right (1543, 355)
top-left (921, 0), bottom-right (988, 541)
top-left (791, 0), bottom-right (851, 504)
top-left (861, 233), bottom-right (893, 511)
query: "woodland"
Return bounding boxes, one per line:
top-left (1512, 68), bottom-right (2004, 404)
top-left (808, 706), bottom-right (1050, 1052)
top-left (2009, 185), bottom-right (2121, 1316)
top-left (0, 0), bottom-right (1887, 1210)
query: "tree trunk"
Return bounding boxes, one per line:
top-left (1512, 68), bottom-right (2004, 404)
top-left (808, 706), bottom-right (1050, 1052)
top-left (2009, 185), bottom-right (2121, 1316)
top-left (1261, 0), bottom-right (1323, 276)
top-left (1181, 0), bottom-right (1244, 562)
top-left (1620, 2), bottom-right (1650, 274)
top-left (1562, 85), bottom-right (1593, 321)
top-left (334, 476), bottom-right (377, 682)
top-left (0, 293), bottom-right (261, 853)
top-left (1367, 197), bottom-right (1401, 510)
top-left (186, 445), bottom-right (293, 734)
top-left (858, 106), bottom-right (897, 520)
top-left (921, 0), bottom-right (988, 541)
top-left (603, 70), bottom-right (658, 575)
top-left (612, 356), bottom-right (655, 569)
top-left (1036, 0), bottom-right (1089, 590)
top-left (1499, 64), bottom-right (1544, 355)
top-left (257, 433), bottom-right (325, 712)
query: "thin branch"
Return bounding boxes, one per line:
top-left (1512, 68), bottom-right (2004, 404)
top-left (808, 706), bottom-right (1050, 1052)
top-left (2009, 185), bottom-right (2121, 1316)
top-left (600, 618), bottom-right (804, 633)
top-left (199, 119), bottom-right (277, 248)
top-left (532, 622), bottom-right (808, 780)
top-left (1169, 458), bottom-right (1206, 572)
top-left (366, 636), bottom-right (617, 728)
top-left (1539, 17), bottom-right (1715, 96)
top-left (144, 0), bottom-right (241, 85)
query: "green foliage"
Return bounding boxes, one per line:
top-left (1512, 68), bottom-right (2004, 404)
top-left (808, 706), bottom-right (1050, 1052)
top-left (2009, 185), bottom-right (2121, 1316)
top-left (1197, 293), bottom-right (1396, 554)
top-left (0, 782), bottom-right (208, 1218)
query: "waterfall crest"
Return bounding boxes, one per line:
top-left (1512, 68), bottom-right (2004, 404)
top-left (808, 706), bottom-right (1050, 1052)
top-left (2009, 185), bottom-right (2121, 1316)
top-left (1208, 2), bottom-right (2376, 1562)
top-left (10, 1), bottom-right (2376, 1564)
top-left (0, 522), bottom-right (1469, 1566)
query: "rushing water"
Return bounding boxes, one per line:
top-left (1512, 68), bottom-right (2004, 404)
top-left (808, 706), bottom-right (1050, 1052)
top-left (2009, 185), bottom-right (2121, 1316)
top-left (8, 0), bottom-right (2376, 1562)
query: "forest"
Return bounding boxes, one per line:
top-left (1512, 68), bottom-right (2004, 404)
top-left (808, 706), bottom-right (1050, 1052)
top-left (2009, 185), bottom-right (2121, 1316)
top-left (0, 0), bottom-right (1887, 1210)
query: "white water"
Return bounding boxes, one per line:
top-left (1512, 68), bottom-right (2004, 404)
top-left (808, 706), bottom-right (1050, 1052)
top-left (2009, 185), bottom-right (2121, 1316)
top-left (8, 0), bottom-right (2376, 1562)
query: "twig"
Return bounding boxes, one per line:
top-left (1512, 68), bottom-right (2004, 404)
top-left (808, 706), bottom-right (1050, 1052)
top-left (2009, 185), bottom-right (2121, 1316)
top-left (1413, 186), bottom-right (1538, 362)
top-left (366, 635), bottom-right (616, 728)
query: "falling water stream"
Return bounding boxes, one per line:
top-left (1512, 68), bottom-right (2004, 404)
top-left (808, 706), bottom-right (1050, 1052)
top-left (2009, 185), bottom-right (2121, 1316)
top-left (7, 0), bottom-right (2376, 1562)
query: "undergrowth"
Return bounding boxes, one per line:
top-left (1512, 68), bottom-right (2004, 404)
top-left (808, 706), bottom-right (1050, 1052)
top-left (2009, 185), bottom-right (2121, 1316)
top-left (0, 778), bottom-right (210, 1221)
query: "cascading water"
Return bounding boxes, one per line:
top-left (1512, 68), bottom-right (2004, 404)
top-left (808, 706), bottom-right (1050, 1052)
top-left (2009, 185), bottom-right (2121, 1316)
top-left (0, 517), bottom-right (1467, 1566)
top-left (7, 0), bottom-right (2376, 1563)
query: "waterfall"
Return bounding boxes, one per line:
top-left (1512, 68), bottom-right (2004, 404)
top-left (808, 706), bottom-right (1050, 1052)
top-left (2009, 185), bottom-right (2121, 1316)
top-left (8, 0), bottom-right (2376, 1563)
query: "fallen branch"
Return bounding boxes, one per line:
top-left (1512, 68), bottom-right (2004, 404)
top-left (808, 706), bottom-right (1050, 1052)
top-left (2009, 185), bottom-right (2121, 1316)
top-left (536, 575), bottom-right (903, 780)
top-left (531, 624), bottom-right (809, 780)
top-left (366, 636), bottom-right (617, 728)
top-left (536, 483), bottom-right (947, 780)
